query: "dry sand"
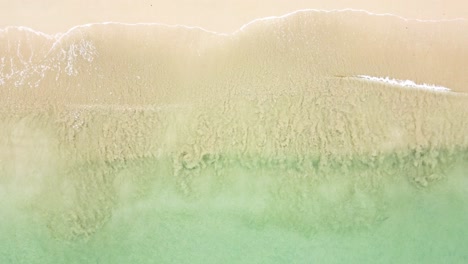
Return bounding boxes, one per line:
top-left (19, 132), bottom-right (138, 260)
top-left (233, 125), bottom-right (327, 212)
top-left (1, 0), bottom-right (467, 34)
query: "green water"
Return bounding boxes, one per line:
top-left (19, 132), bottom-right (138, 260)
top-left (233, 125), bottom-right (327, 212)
top-left (1, 150), bottom-right (467, 263)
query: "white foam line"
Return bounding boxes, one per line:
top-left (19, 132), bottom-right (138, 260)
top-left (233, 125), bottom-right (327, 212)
top-left (354, 75), bottom-right (453, 93)
top-left (1, 8), bottom-right (466, 41)
top-left (0, 26), bottom-right (56, 39)
top-left (236, 8), bottom-right (467, 33)
top-left (46, 22), bottom-right (230, 55)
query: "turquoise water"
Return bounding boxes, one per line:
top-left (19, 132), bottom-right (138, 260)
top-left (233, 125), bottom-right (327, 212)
top-left (1, 150), bottom-right (466, 263)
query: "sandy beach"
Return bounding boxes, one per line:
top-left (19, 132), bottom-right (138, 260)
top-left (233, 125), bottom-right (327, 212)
top-left (0, 2), bottom-right (467, 263)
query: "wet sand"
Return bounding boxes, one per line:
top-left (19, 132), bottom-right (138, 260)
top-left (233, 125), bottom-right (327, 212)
top-left (0, 8), bottom-right (467, 264)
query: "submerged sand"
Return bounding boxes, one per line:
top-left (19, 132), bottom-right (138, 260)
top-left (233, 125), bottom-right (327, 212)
top-left (0, 10), bottom-right (467, 263)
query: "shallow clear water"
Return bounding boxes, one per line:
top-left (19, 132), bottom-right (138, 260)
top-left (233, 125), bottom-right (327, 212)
top-left (1, 151), bottom-right (467, 263)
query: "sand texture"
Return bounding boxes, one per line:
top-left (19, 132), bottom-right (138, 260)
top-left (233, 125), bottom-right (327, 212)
top-left (0, 10), bottom-right (467, 264)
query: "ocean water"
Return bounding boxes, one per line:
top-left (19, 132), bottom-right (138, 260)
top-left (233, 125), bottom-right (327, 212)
top-left (0, 10), bottom-right (467, 263)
